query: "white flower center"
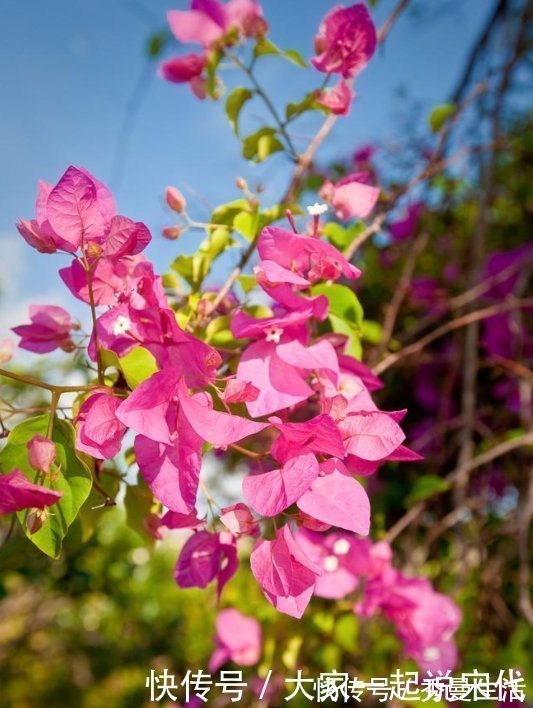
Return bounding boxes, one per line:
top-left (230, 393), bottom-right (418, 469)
top-left (333, 539), bottom-right (350, 555)
top-left (423, 647), bottom-right (440, 661)
top-left (323, 555), bottom-right (339, 572)
top-left (113, 315), bottom-right (131, 335)
top-left (264, 326), bottom-right (283, 343)
top-left (307, 202), bottom-right (328, 216)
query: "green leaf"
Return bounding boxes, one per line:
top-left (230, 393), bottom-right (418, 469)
top-left (119, 347), bottom-right (158, 389)
top-left (334, 614), bottom-right (358, 652)
top-left (205, 315), bottom-right (236, 347)
top-left (323, 221), bottom-right (365, 250)
top-left (254, 38), bottom-right (308, 68)
top-left (211, 199), bottom-right (250, 228)
top-left (312, 283), bottom-right (364, 328)
top-left (170, 227), bottom-right (231, 289)
top-left (429, 103), bottom-right (455, 133)
top-left (225, 87), bottom-right (253, 135)
top-left (242, 127), bottom-right (283, 163)
top-left (361, 319), bottom-right (383, 345)
top-left (407, 475), bottom-right (450, 505)
top-left (0, 416), bottom-right (92, 558)
top-left (237, 274), bottom-right (258, 293)
top-left (234, 208), bottom-right (259, 241)
top-left (124, 474), bottom-right (155, 546)
top-left (77, 470), bottom-right (120, 542)
top-left (285, 92), bottom-right (321, 121)
top-left (329, 313), bottom-right (363, 359)
top-left (205, 48), bottom-right (223, 99)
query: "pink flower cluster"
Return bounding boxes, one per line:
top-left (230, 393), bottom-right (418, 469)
top-left (10, 165), bottom-right (421, 624)
top-left (161, 0), bottom-right (268, 96)
top-left (297, 531), bottom-right (461, 672)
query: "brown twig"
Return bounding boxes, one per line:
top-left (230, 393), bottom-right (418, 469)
top-left (372, 298), bottom-right (532, 376)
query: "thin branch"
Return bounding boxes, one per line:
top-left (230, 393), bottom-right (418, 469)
top-left (373, 298), bottom-right (532, 376)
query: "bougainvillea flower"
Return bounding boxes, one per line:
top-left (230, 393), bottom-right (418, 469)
top-left (0, 469), bottom-right (62, 515)
top-left (296, 469), bottom-right (370, 534)
top-left (27, 435), bottom-right (57, 475)
top-left (243, 452), bottom-right (319, 517)
top-left (295, 529), bottom-right (371, 599)
top-left (175, 531), bottom-right (238, 598)
top-left (209, 609), bottom-right (262, 672)
top-left (339, 411), bottom-right (405, 461)
top-left (270, 414), bottom-right (345, 461)
top-left (168, 0), bottom-right (266, 49)
top-left (168, 0), bottom-right (230, 47)
top-left (0, 337), bottom-right (14, 363)
top-left (220, 503), bottom-right (258, 536)
top-left (177, 377), bottom-right (269, 448)
top-left (316, 80), bottom-right (354, 116)
top-left (258, 226), bottom-right (361, 281)
top-left (276, 339), bottom-right (340, 385)
top-left (46, 166), bottom-right (115, 251)
top-left (134, 434), bottom-right (202, 513)
top-left (221, 378), bottom-right (259, 404)
top-left (13, 305), bottom-right (74, 354)
top-left (101, 215), bottom-right (151, 258)
top-left (75, 392), bottom-right (127, 460)
top-left (236, 339), bottom-right (313, 417)
top-left (250, 524), bottom-right (320, 618)
top-left (312, 3), bottom-right (377, 78)
top-left (389, 202), bottom-right (423, 242)
top-left (162, 509), bottom-right (204, 530)
top-left (320, 172), bottom-right (379, 220)
top-left (159, 53), bottom-right (206, 84)
top-left (231, 307), bottom-right (313, 342)
top-left (226, 0), bottom-right (268, 38)
top-left (60, 255), bottom-right (162, 308)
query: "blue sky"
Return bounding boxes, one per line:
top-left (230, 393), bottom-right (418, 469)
top-left (0, 0), bottom-right (496, 341)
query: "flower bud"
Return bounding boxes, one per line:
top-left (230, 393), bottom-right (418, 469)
top-left (27, 434), bottom-right (57, 475)
top-left (236, 177), bottom-right (248, 191)
top-left (165, 186), bottom-right (186, 214)
top-left (26, 508), bottom-right (49, 535)
top-left (162, 226), bottom-right (182, 240)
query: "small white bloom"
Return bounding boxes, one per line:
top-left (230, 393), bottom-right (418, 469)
top-left (333, 538), bottom-right (351, 556)
top-left (307, 202), bottom-right (328, 216)
top-left (323, 555), bottom-right (339, 572)
top-left (423, 647), bottom-right (441, 661)
top-left (113, 315), bottom-right (131, 336)
top-left (264, 326), bottom-right (283, 343)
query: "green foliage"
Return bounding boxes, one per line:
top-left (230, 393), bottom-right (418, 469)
top-left (242, 127), bottom-right (284, 163)
top-left (323, 221), bottom-right (365, 250)
top-left (0, 416), bottom-right (92, 558)
top-left (119, 347), bottom-right (158, 389)
top-left (170, 227), bottom-right (231, 289)
top-left (253, 38), bottom-right (308, 68)
top-left (225, 87), bottom-right (254, 135)
top-left (313, 283), bottom-right (364, 358)
top-left (429, 103), bottom-right (455, 133)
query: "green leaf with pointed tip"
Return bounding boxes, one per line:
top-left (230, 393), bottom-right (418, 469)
top-left (78, 470), bottom-right (120, 542)
top-left (0, 415), bottom-right (92, 558)
top-left (234, 208), bottom-right (259, 241)
top-left (237, 274), bottom-right (258, 293)
top-left (329, 313), bottom-right (363, 359)
top-left (205, 315), bottom-right (236, 347)
top-left (225, 87), bottom-right (253, 135)
top-left (285, 92), bottom-right (321, 121)
top-left (361, 319), bottom-right (383, 345)
top-left (323, 221), bottom-right (365, 250)
top-left (170, 227), bottom-right (231, 289)
top-left (242, 127), bottom-right (283, 163)
top-left (254, 38), bottom-right (308, 67)
top-left (211, 199), bottom-right (250, 228)
top-left (429, 103), bottom-right (455, 133)
top-left (119, 347), bottom-right (158, 390)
